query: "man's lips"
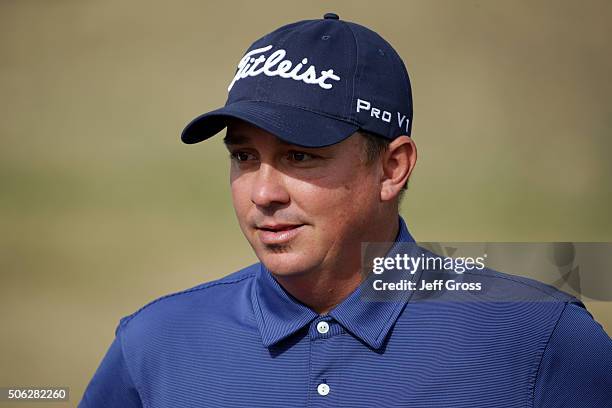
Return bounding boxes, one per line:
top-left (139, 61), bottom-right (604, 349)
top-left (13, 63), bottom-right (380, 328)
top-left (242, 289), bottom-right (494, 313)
top-left (255, 223), bottom-right (305, 245)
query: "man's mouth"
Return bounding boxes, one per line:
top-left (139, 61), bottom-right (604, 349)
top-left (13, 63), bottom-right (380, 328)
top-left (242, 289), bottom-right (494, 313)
top-left (255, 224), bottom-right (305, 245)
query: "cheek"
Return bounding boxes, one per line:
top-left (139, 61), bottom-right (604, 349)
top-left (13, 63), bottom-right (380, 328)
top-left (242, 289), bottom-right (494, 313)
top-left (296, 171), bottom-right (378, 222)
top-left (230, 178), bottom-right (251, 221)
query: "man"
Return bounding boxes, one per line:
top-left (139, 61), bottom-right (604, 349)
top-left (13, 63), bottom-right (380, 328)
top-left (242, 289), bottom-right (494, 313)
top-left (80, 13), bottom-right (611, 407)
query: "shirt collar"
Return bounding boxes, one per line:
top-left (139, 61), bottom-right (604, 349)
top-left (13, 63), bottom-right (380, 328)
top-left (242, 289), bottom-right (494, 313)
top-left (251, 216), bottom-right (417, 349)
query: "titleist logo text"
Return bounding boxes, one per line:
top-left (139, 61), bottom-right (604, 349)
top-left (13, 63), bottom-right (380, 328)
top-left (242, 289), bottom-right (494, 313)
top-left (228, 45), bottom-right (341, 91)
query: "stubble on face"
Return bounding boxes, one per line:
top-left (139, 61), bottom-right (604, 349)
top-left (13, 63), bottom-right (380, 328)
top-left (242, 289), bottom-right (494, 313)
top-left (266, 243), bottom-right (291, 253)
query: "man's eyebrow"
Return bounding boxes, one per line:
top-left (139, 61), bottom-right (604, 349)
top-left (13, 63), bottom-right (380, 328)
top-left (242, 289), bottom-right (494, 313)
top-left (223, 133), bottom-right (251, 145)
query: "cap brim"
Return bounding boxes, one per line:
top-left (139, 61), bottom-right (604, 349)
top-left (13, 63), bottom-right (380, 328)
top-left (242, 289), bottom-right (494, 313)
top-left (181, 101), bottom-right (359, 148)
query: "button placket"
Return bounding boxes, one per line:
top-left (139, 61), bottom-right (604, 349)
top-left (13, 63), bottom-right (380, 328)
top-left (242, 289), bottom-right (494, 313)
top-left (308, 318), bottom-right (342, 406)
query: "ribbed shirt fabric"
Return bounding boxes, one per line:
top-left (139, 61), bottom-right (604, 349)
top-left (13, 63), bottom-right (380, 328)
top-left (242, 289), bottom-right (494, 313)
top-left (80, 217), bottom-right (612, 407)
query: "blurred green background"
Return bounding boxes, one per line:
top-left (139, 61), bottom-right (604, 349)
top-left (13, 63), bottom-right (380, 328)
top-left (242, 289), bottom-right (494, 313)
top-left (1, 0), bottom-right (611, 406)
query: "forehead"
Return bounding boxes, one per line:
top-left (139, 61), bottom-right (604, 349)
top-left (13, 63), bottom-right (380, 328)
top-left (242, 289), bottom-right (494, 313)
top-left (224, 120), bottom-right (289, 146)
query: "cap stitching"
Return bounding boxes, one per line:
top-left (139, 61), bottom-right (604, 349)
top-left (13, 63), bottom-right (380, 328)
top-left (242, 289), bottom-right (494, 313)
top-left (344, 22), bottom-right (360, 123)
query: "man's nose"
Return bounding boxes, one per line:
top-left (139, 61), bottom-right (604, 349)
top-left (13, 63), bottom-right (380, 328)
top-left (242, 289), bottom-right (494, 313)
top-left (250, 163), bottom-right (290, 208)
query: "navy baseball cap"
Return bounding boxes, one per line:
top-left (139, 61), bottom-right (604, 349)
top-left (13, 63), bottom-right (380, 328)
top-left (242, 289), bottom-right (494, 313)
top-left (181, 13), bottom-right (413, 147)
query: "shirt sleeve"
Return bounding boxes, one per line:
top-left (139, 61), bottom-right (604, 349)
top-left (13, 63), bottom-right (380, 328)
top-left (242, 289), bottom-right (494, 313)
top-left (534, 302), bottom-right (612, 408)
top-left (78, 325), bottom-right (143, 408)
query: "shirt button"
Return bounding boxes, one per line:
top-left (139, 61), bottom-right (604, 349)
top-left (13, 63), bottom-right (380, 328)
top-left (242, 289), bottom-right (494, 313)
top-left (317, 321), bottom-right (330, 334)
top-left (317, 383), bottom-right (330, 396)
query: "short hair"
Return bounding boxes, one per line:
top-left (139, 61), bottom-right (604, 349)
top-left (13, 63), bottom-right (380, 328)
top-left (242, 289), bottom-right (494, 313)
top-left (359, 130), bottom-right (391, 165)
top-left (358, 130), bottom-right (409, 194)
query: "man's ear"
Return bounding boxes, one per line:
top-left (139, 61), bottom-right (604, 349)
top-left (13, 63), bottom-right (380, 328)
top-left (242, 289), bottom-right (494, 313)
top-left (380, 136), bottom-right (417, 201)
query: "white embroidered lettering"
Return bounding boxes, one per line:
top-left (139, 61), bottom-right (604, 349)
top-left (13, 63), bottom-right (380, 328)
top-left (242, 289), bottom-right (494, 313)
top-left (227, 45), bottom-right (341, 91)
top-left (300, 66), bottom-right (319, 84)
top-left (318, 70), bottom-right (338, 89)
top-left (356, 99), bottom-right (371, 113)
top-left (356, 99), bottom-right (410, 133)
top-left (276, 60), bottom-right (293, 77)
top-left (397, 112), bottom-right (406, 128)
top-left (228, 45), bottom-right (273, 91)
top-left (248, 55), bottom-right (267, 76)
top-left (263, 50), bottom-right (286, 76)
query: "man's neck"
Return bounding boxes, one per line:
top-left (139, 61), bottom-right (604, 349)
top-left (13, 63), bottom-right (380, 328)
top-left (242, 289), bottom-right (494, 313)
top-left (274, 215), bottom-right (400, 315)
top-left (275, 267), bottom-right (363, 315)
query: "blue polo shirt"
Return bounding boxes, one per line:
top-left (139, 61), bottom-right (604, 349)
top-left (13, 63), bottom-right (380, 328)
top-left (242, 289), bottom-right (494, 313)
top-left (80, 217), bottom-right (612, 407)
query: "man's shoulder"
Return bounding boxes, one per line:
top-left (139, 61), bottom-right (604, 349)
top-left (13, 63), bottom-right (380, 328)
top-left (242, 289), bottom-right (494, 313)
top-left (116, 263), bottom-right (261, 334)
top-left (414, 246), bottom-right (579, 304)
top-left (431, 267), bottom-right (589, 342)
top-left (462, 266), bottom-right (578, 303)
top-left (408, 265), bottom-right (586, 333)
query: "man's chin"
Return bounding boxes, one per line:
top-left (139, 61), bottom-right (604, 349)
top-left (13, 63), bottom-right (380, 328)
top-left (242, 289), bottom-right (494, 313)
top-left (258, 251), bottom-right (315, 277)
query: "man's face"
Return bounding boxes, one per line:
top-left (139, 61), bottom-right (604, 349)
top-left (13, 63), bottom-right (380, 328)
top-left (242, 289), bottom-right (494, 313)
top-left (225, 120), bottom-right (383, 277)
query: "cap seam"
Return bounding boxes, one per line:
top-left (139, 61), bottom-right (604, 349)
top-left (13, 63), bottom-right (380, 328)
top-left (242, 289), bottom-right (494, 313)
top-left (344, 22), bottom-right (360, 122)
top-left (261, 21), bottom-right (317, 100)
top-left (389, 47), bottom-right (413, 136)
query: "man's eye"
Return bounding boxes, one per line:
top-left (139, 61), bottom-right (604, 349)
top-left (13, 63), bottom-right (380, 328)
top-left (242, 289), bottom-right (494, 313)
top-left (230, 151), bottom-right (255, 162)
top-left (289, 151), bottom-right (314, 162)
